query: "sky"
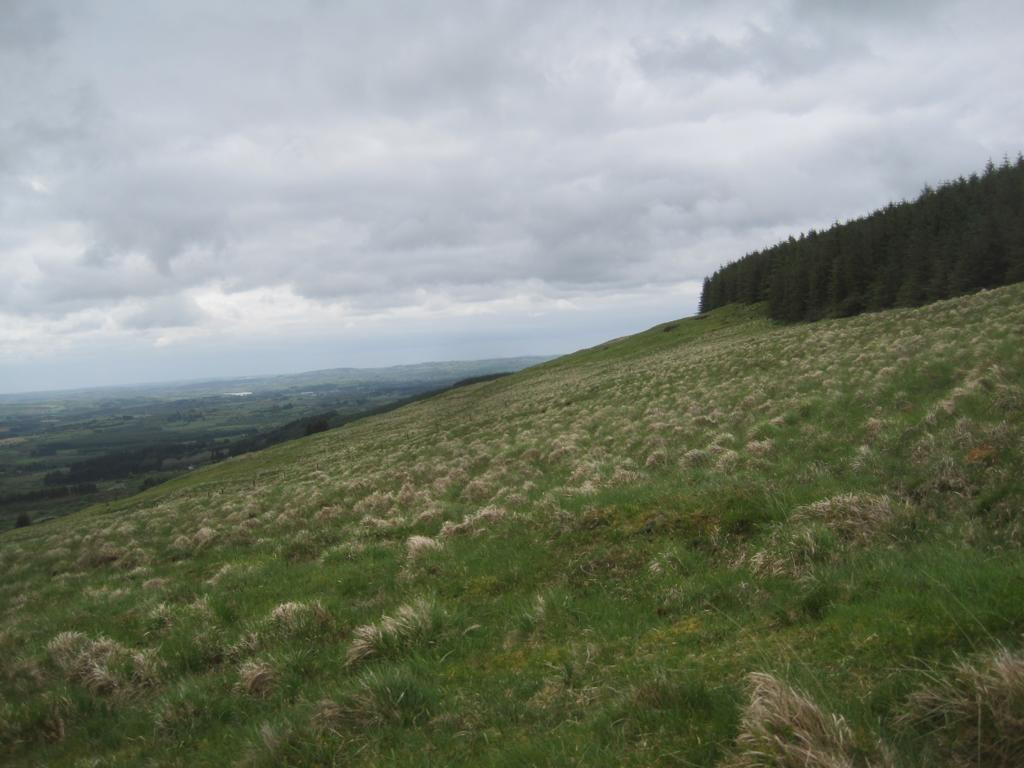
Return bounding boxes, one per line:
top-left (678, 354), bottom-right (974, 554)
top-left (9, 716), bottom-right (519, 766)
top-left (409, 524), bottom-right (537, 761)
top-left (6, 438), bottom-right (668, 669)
top-left (2, 0), bottom-right (1022, 393)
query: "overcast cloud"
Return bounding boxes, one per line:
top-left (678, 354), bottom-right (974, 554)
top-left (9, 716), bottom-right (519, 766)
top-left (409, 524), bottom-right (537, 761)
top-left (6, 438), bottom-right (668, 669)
top-left (2, 0), bottom-right (1022, 392)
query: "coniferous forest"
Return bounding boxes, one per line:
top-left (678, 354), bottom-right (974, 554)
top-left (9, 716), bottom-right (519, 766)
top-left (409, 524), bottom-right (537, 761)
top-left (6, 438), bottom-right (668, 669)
top-left (699, 156), bottom-right (1024, 320)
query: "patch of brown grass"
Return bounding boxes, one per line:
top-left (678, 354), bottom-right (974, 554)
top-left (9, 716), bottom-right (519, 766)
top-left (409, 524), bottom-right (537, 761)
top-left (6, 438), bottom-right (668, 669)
top-left (790, 494), bottom-right (901, 544)
top-left (237, 660), bottom-right (276, 697)
top-left (193, 526), bottom-right (217, 548)
top-left (267, 600), bottom-right (331, 635)
top-left (721, 672), bottom-right (883, 768)
top-left (645, 449), bottom-right (668, 468)
top-left (46, 631), bottom-right (161, 698)
top-left (715, 449), bottom-right (740, 472)
top-left (739, 494), bottom-right (910, 579)
top-left (309, 698), bottom-right (345, 734)
top-left (895, 647), bottom-right (1024, 767)
top-left (745, 439), bottom-right (773, 456)
top-left (405, 535), bottom-right (443, 560)
top-left (680, 448), bottom-right (711, 468)
top-left (345, 598), bottom-right (444, 666)
top-left (439, 506), bottom-right (507, 537)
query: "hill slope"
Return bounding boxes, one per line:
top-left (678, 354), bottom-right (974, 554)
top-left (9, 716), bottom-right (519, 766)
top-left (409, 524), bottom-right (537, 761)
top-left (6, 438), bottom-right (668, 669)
top-left (0, 356), bottom-right (549, 530)
top-left (3, 286), bottom-right (1024, 766)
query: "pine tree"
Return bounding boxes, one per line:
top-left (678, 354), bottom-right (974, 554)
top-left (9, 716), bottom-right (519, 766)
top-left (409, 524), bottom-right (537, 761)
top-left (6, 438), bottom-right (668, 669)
top-left (694, 157), bottom-right (1024, 322)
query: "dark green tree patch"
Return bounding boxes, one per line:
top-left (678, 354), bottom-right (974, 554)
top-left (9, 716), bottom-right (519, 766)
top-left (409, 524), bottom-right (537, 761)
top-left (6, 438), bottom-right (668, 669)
top-left (700, 158), bottom-right (1024, 321)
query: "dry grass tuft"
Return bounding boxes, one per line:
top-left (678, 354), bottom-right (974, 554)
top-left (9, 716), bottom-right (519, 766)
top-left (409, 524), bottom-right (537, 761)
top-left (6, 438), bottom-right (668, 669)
top-left (267, 600), bottom-right (331, 635)
top-left (353, 491), bottom-right (394, 517)
top-left (645, 449), bottom-right (668, 468)
top-left (864, 417), bottom-right (886, 440)
top-left (414, 506), bottom-right (443, 524)
top-left (193, 526), bottom-right (217, 547)
top-left (128, 649), bottom-right (163, 688)
top-left (610, 466), bottom-right (642, 485)
top-left (315, 669), bottom-right (435, 728)
top-left (405, 535), bottom-right (443, 560)
top-left (268, 601), bottom-right (305, 625)
top-left (439, 505), bottom-right (508, 537)
top-left (460, 477), bottom-right (493, 502)
top-left (791, 494), bottom-right (900, 544)
top-left (361, 514), bottom-right (406, 532)
top-left (46, 631), bottom-right (161, 698)
top-left (345, 597), bottom-right (444, 666)
top-left (257, 721), bottom-right (280, 754)
top-left (741, 493), bottom-right (911, 579)
top-left (237, 660), bottom-right (276, 697)
top-left (721, 672), bottom-right (872, 768)
top-left (74, 543), bottom-right (127, 570)
top-left (895, 647), bottom-right (1024, 767)
top-left (715, 449), bottom-right (740, 472)
top-left (310, 697), bottom-right (345, 734)
top-left (47, 631), bottom-right (90, 672)
top-left (680, 448), bottom-right (711, 468)
top-left (226, 630), bottom-right (262, 660)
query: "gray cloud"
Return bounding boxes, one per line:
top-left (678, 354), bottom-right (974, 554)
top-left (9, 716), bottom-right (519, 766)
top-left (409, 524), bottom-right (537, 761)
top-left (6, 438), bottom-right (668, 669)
top-left (119, 295), bottom-right (207, 330)
top-left (1, 0), bottom-right (1022, 390)
top-left (0, 0), bottom-right (62, 52)
top-left (636, 22), bottom-right (864, 84)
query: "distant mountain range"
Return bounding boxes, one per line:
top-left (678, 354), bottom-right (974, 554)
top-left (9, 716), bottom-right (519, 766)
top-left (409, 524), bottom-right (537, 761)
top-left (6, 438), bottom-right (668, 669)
top-left (0, 356), bottom-right (554, 402)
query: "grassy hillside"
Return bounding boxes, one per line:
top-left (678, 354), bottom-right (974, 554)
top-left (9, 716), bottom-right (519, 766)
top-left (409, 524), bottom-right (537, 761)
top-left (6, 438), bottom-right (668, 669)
top-left (2, 285), bottom-right (1023, 766)
top-left (0, 357), bottom-right (548, 530)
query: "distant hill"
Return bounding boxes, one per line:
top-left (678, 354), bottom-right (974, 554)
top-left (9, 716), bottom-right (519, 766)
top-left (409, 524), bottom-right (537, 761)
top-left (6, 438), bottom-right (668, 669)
top-left (700, 155), bottom-right (1024, 320)
top-left (0, 357), bottom-right (553, 402)
top-left (3, 285), bottom-right (1022, 766)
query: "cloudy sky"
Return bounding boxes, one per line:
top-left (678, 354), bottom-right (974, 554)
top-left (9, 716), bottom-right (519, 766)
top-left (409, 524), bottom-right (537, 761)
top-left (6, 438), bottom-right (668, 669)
top-left (2, 0), bottom-right (1022, 393)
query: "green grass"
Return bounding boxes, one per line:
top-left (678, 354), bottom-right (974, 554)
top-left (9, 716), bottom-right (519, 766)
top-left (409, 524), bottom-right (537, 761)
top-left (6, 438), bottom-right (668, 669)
top-left (2, 285), bottom-right (1024, 766)
top-left (0, 358), bottom-right (547, 530)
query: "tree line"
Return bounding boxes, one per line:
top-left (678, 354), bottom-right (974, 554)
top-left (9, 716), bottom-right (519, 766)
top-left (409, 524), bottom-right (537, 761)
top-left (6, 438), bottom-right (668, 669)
top-left (699, 156), bottom-right (1024, 320)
